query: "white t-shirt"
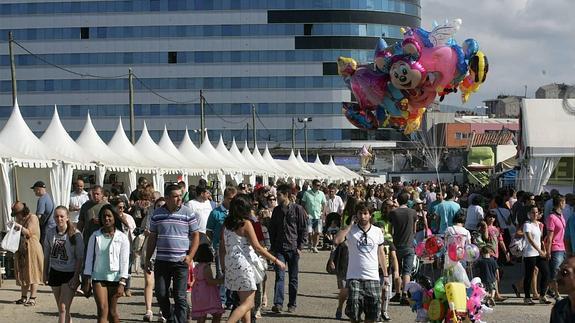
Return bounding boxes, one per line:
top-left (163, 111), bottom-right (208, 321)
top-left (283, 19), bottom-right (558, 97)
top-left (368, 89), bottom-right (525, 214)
top-left (346, 224), bottom-right (385, 281)
top-left (69, 191), bottom-right (89, 223)
top-left (465, 205), bottom-right (484, 231)
top-left (186, 199), bottom-right (214, 233)
top-left (445, 225), bottom-right (471, 246)
top-left (325, 195), bottom-right (344, 215)
top-left (523, 221), bottom-right (542, 258)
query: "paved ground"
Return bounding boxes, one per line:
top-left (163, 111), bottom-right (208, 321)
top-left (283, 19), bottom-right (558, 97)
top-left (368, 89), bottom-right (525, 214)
top-left (0, 250), bottom-right (554, 322)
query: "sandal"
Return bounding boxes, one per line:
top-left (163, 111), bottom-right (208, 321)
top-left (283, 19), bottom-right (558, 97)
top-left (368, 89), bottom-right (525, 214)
top-left (14, 297), bottom-right (27, 304)
top-left (24, 297), bottom-right (36, 306)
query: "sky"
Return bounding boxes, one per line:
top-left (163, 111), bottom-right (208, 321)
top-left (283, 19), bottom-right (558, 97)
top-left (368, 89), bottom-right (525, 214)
top-left (420, 0), bottom-right (575, 109)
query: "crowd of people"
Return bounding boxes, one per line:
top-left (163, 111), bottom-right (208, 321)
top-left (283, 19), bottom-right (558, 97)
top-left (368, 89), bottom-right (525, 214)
top-left (5, 175), bottom-right (575, 322)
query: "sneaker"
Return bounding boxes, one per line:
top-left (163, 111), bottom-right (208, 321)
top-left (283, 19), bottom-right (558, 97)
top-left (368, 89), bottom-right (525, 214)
top-left (335, 309), bottom-right (342, 320)
top-left (539, 296), bottom-right (552, 304)
top-left (555, 295), bottom-right (564, 302)
top-left (381, 311), bottom-right (391, 321)
top-left (524, 298), bottom-right (535, 305)
top-left (271, 305), bottom-right (282, 313)
top-left (143, 311), bottom-right (154, 322)
top-left (390, 293), bottom-right (401, 302)
top-left (287, 306), bottom-right (296, 313)
top-left (312, 247), bottom-right (319, 253)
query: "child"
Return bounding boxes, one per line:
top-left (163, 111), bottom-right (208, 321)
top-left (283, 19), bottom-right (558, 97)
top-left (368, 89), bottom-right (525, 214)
top-left (191, 244), bottom-right (225, 323)
top-left (474, 246), bottom-right (498, 307)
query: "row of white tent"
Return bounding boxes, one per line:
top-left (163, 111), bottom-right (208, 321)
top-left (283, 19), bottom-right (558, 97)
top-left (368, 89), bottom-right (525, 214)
top-left (0, 100), bottom-right (360, 230)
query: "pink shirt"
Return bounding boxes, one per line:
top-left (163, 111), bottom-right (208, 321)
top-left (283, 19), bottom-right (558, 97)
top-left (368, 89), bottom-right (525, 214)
top-left (546, 212), bottom-right (566, 252)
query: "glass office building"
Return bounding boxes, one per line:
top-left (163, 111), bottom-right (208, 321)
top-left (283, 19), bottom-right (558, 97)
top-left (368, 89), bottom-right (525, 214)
top-left (0, 0), bottom-right (421, 147)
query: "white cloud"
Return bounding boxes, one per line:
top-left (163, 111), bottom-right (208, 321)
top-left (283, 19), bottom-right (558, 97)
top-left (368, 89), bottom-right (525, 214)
top-left (420, 0), bottom-right (575, 108)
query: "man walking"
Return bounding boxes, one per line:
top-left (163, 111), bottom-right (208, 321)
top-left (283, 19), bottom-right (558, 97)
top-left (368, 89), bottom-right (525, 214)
top-left (389, 192), bottom-right (417, 304)
top-left (69, 179), bottom-right (89, 224)
top-left (186, 186), bottom-right (213, 236)
top-left (76, 185), bottom-right (108, 248)
top-left (146, 184), bottom-right (200, 323)
top-left (269, 184), bottom-right (308, 314)
top-left (31, 180), bottom-right (55, 247)
top-left (334, 201), bottom-right (389, 323)
top-left (301, 179), bottom-right (326, 253)
top-left (436, 189), bottom-right (461, 234)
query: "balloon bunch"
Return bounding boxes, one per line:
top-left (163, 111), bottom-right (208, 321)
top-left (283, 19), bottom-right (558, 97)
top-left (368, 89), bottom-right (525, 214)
top-left (406, 277), bottom-right (492, 323)
top-left (338, 18), bottom-right (489, 134)
top-left (415, 235), bottom-right (445, 260)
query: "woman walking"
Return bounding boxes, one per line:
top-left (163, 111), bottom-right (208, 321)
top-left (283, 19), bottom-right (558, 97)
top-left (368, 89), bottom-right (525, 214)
top-left (12, 201), bottom-right (44, 306)
top-left (220, 194), bottom-right (286, 323)
top-left (522, 206), bottom-right (551, 305)
top-left (43, 206), bottom-right (84, 323)
top-left (82, 204), bottom-right (130, 323)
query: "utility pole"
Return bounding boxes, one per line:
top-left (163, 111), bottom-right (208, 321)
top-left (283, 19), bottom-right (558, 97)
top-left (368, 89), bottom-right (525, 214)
top-left (246, 122), bottom-right (250, 143)
top-left (128, 68), bottom-right (135, 144)
top-left (200, 89), bottom-right (205, 144)
top-left (304, 122), bottom-right (308, 162)
top-left (291, 118), bottom-right (295, 150)
top-left (8, 31), bottom-right (17, 106)
top-left (251, 104), bottom-right (256, 149)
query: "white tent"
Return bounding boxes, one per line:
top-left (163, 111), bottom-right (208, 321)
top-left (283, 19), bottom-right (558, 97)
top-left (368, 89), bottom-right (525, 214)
top-left (0, 100), bottom-right (61, 226)
top-left (261, 145), bottom-right (290, 177)
top-left (296, 151), bottom-right (328, 179)
top-left (517, 99), bottom-right (575, 193)
top-left (107, 119), bottom-right (157, 193)
top-left (241, 142), bottom-right (271, 177)
top-left (40, 107), bottom-right (98, 207)
top-left (253, 143), bottom-right (287, 179)
top-left (158, 127), bottom-right (205, 184)
top-left (312, 155), bottom-right (343, 182)
top-left (198, 133), bottom-right (235, 188)
top-left (178, 128), bottom-right (218, 175)
top-left (329, 156), bottom-right (359, 181)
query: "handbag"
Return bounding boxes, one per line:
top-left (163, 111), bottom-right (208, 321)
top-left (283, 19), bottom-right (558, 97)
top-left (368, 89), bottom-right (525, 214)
top-left (508, 237), bottom-right (525, 258)
top-left (1, 222), bottom-right (21, 253)
top-left (237, 245), bottom-right (266, 283)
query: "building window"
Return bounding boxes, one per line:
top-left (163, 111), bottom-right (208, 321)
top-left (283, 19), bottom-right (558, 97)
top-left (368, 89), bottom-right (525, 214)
top-left (80, 27), bottom-right (89, 39)
top-left (455, 132), bottom-right (470, 140)
top-left (304, 24), bottom-right (313, 36)
top-left (168, 51), bottom-right (177, 64)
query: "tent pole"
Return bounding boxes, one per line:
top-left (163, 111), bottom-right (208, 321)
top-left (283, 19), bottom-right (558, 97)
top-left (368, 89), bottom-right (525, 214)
top-left (13, 165), bottom-right (19, 202)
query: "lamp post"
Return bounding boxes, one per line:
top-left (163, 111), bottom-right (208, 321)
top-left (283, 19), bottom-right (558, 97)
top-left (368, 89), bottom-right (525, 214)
top-left (192, 128), bottom-right (207, 145)
top-left (298, 117), bottom-right (312, 162)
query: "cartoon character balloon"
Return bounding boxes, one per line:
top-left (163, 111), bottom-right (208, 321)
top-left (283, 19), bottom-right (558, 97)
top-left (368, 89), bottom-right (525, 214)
top-left (338, 18), bottom-right (488, 134)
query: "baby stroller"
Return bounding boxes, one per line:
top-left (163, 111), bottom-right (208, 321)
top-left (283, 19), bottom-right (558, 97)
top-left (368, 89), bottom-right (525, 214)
top-left (322, 212), bottom-right (341, 250)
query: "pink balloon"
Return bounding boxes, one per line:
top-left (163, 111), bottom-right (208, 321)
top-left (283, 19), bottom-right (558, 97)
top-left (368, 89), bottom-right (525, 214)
top-left (415, 242), bottom-right (426, 257)
top-left (447, 242), bottom-right (465, 262)
top-left (349, 67), bottom-right (389, 111)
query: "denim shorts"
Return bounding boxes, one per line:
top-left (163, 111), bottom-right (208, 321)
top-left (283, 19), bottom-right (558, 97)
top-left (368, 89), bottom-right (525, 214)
top-left (307, 218), bottom-right (322, 233)
top-left (396, 246), bottom-right (416, 277)
top-left (550, 251), bottom-right (566, 281)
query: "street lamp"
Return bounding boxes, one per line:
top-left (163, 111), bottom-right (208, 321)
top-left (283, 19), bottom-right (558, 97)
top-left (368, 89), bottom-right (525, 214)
top-left (298, 117), bottom-right (312, 162)
top-left (192, 128), bottom-right (207, 145)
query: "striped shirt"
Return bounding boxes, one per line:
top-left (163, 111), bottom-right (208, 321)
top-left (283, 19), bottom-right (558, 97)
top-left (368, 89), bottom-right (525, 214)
top-left (150, 205), bottom-right (199, 262)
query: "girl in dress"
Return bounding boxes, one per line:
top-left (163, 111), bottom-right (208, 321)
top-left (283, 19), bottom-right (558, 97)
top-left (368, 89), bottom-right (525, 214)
top-left (191, 244), bottom-right (225, 323)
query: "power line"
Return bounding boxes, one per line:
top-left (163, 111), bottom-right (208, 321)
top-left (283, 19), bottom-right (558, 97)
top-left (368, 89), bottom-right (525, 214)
top-left (204, 101), bottom-right (250, 125)
top-left (132, 74), bottom-right (200, 104)
top-left (255, 110), bottom-right (277, 141)
top-left (12, 40), bottom-right (129, 79)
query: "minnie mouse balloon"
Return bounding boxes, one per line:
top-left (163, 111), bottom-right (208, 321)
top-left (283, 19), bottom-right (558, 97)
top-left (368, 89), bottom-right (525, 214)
top-left (464, 243), bottom-right (480, 262)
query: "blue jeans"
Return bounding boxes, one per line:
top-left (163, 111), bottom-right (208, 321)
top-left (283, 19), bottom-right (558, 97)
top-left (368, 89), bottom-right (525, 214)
top-left (273, 250), bottom-right (300, 308)
top-left (154, 260), bottom-right (189, 323)
top-left (550, 251), bottom-right (566, 281)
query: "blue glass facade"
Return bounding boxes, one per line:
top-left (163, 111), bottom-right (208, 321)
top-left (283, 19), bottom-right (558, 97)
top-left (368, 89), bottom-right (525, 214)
top-left (1, 24), bottom-right (404, 41)
top-left (0, 1), bottom-right (420, 145)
